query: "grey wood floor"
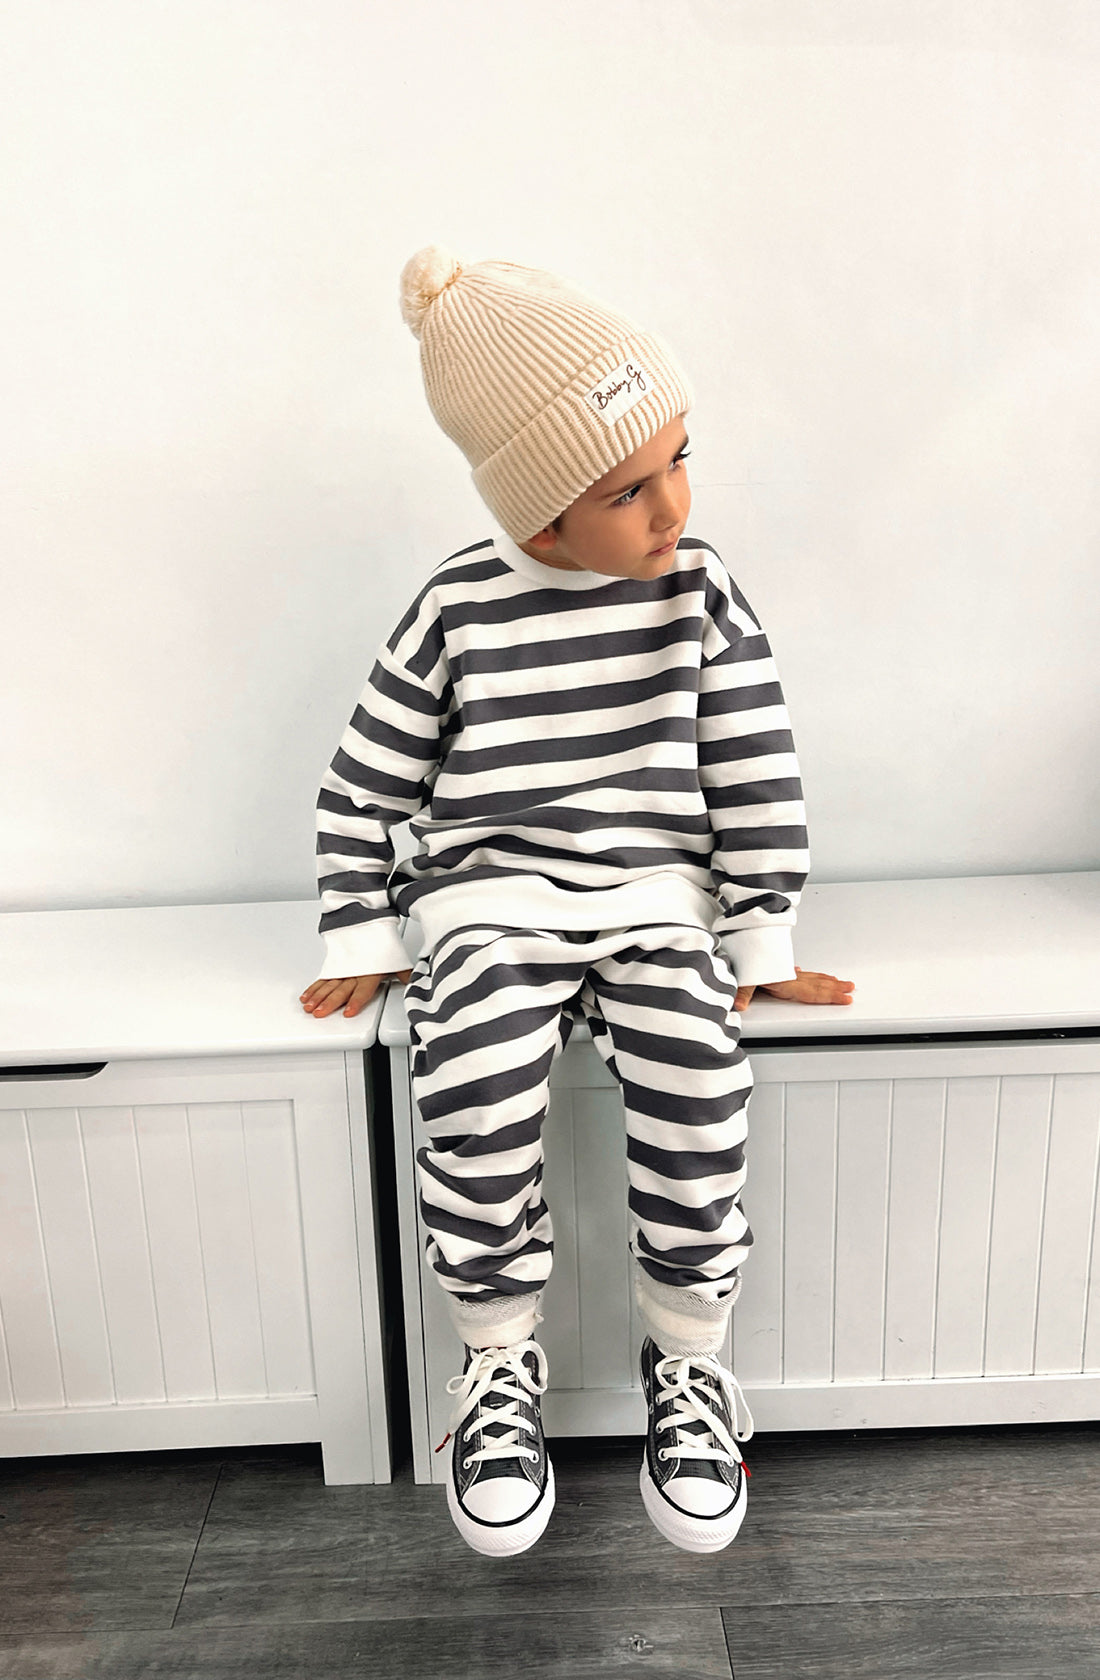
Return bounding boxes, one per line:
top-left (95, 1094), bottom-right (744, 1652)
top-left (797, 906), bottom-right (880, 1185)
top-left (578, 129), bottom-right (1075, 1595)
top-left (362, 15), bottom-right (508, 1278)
top-left (0, 1422), bottom-right (1097, 1679)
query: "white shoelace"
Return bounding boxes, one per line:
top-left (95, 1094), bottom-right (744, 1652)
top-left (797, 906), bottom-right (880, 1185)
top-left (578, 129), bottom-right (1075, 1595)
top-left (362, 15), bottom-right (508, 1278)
top-left (443, 1341), bottom-right (549, 1469)
top-left (654, 1351), bottom-right (755, 1467)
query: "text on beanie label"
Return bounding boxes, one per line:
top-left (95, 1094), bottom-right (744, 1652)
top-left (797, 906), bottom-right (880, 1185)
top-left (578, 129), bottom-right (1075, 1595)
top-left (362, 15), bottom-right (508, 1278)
top-left (586, 360), bottom-right (655, 427)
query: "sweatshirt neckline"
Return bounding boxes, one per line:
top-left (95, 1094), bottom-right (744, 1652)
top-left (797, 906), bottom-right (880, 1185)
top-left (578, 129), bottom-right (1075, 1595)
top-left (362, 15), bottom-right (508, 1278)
top-left (494, 531), bottom-right (625, 592)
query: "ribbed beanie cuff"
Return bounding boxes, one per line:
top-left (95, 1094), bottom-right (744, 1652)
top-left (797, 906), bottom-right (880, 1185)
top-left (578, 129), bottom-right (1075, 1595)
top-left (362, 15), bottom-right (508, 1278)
top-left (472, 330), bottom-right (692, 541)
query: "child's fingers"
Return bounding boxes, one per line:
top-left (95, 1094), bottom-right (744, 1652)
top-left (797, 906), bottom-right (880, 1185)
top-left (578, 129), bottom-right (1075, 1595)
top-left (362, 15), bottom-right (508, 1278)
top-left (759, 970), bottom-right (855, 1006)
top-left (301, 972), bottom-right (411, 1017)
top-left (300, 979), bottom-right (337, 1011)
top-left (302, 977), bottom-right (372, 1017)
top-left (344, 972), bottom-right (413, 1011)
top-left (301, 978), bottom-right (353, 1016)
top-left (797, 970), bottom-right (855, 1003)
top-left (341, 975), bottom-right (383, 1017)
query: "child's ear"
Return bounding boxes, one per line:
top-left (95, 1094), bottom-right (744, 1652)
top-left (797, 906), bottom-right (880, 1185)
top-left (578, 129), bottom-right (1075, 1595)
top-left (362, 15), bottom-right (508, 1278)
top-left (525, 524), bottom-right (558, 552)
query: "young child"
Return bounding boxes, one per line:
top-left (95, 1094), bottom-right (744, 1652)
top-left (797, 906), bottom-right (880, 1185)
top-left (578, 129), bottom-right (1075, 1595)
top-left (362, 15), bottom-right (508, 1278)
top-left (301, 246), bottom-right (853, 1558)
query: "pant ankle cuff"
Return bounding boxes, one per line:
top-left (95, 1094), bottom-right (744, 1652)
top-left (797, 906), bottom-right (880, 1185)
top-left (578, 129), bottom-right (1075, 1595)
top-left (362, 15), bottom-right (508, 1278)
top-left (446, 1291), bottom-right (543, 1350)
top-left (633, 1264), bottom-right (741, 1356)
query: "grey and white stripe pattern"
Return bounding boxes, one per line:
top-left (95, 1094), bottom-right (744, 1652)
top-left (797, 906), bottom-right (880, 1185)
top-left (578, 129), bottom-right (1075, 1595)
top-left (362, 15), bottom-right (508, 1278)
top-left (406, 922), bottom-right (754, 1313)
top-left (315, 536), bottom-right (809, 982)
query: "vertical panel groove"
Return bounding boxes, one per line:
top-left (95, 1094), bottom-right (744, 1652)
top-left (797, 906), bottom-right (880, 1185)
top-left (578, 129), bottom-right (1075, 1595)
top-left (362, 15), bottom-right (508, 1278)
top-left (130, 1106), bottom-right (169, 1398)
top-left (184, 1105), bottom-right (219, 1398)
top-left (981, 1078), bottom-right (1003, 1375)
top-left (567, 1095), bottom-right (584, 1386)
top-left (0, 1119), bottom-right (19, 1404)
top-left (778, 1084), bottom-right (787, 1384)
top-left (0, 1298), bottom-right (11, 1400)
top-left (879, 1082), bottom-right (894, 1381)
top-left (287, 1091), bottom-right (318, 1384)
top-left (23, 1109), bottom-right (66, 1407)
top-left (1081, 1102), bottom-right (1100, 1372)
top-left (239, 1104), bottom-right (272, 1396)
top-left (829, 1083), bottom-right (839, 1383)
top-left (76, 1109), bottom-right (118, 1404)
top-left (1030, 1079), bottom-right (1057, 1377)
top-left (930, 1080), bottom-right (948, 1377)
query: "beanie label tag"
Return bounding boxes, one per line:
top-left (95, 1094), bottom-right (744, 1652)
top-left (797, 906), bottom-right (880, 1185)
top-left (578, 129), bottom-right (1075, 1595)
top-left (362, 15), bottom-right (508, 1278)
top-left (585, 359), bottom-right (653, 427)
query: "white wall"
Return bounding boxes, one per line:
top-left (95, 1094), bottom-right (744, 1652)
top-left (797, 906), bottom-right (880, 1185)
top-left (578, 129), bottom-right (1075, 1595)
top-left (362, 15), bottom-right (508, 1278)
top-left (4, 0), bottom-right (1099, 919)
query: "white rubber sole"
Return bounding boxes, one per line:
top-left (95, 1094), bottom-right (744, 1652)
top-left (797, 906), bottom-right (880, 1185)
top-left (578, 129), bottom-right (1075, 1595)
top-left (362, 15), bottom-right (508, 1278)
top-left (639, 1461), bottom-right (748, 1553)
top-left (447, 1460), bottom-right (556, 1557)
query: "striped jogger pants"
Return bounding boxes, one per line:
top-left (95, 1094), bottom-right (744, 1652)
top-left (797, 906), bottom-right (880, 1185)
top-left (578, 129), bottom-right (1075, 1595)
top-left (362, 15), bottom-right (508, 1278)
top-left (405, 921), bottom-right (755, 1357)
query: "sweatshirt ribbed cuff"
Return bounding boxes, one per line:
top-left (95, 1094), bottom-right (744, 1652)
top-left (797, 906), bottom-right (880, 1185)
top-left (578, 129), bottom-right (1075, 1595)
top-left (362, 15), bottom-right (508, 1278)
top-left (316, 918), bottom-right (415, 982)
top-left (718, 925), bottom-right (796, 988)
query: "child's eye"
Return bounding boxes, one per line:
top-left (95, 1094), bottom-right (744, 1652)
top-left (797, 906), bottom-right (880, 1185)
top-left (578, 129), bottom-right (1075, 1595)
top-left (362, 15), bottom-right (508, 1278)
top-left (612, 450), bottom-right (691, 509)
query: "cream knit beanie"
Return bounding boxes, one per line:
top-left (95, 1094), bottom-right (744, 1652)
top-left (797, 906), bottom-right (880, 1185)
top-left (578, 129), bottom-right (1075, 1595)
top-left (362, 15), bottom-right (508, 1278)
top-left (399, 245), bottom-right (694, 542)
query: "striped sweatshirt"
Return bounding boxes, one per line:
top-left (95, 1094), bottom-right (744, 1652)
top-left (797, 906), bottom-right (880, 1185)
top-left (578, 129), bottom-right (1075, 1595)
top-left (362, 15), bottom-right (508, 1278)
top-left (315, 530), bottom-right (810, 986)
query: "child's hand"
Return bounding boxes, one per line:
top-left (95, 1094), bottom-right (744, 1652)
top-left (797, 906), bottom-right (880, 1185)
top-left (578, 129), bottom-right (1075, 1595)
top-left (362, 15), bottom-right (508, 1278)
top-left (300, 971), bottom-right (413, 1019)
top-left (734, 967), bottom-right (854, 1013)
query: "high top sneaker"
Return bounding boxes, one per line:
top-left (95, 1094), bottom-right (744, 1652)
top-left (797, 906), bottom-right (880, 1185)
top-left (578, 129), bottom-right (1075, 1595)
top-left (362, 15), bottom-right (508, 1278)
top-left (638, 1336), bottom-right (754, 1553)
top-left (440, 1340), bottom-right (554, 1556)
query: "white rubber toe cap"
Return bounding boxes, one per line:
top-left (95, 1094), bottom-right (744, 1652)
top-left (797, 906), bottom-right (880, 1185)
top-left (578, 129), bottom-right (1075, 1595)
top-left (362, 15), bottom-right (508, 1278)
top-left (448, 1462), bottom-right (556, 1557)
top-left (663, 1473), bottom-right (738, 1518)
top-left (461, 1476), bottom-right (540, 1523)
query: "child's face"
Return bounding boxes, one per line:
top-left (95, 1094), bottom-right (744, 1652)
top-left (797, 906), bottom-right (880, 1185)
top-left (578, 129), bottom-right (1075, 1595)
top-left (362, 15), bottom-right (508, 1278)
top-left (521, 416), bottom-right (691, 580)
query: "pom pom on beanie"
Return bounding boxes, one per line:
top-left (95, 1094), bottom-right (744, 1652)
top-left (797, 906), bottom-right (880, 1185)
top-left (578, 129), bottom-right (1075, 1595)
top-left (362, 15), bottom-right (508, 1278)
top-left (399, 245), bottom-right (464, 340)
top-left (398, 244), bottom-right (693, 541)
